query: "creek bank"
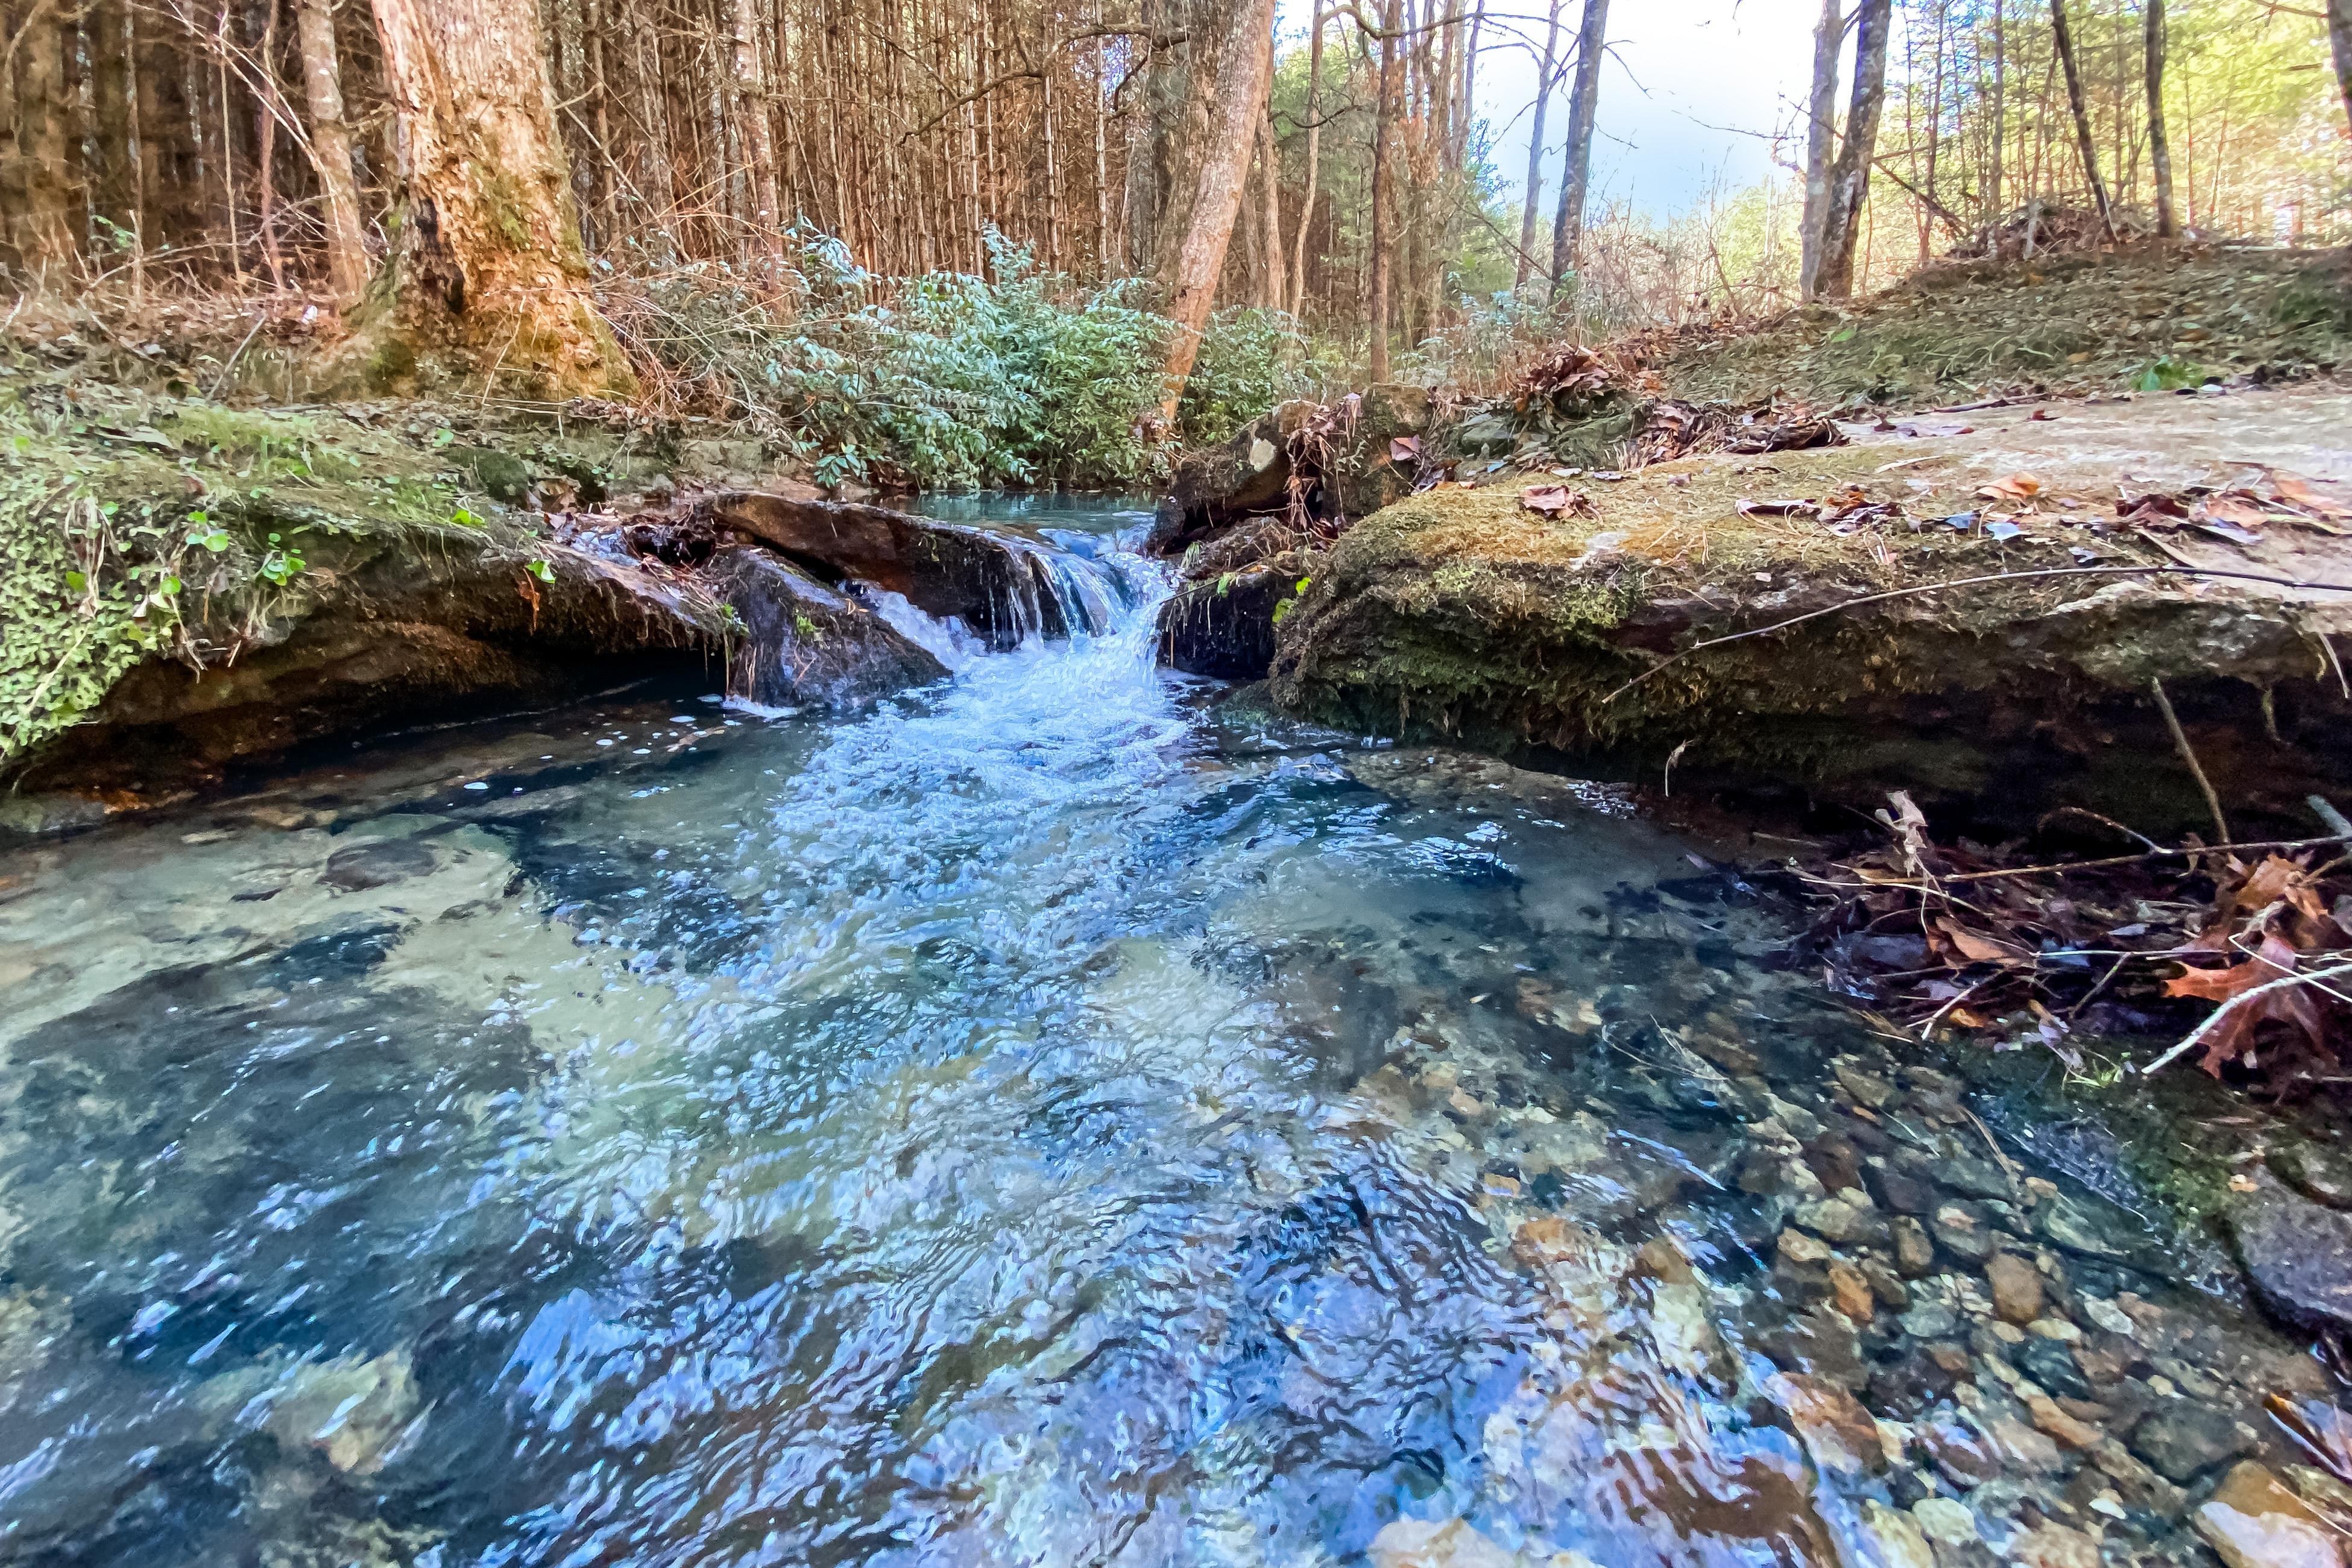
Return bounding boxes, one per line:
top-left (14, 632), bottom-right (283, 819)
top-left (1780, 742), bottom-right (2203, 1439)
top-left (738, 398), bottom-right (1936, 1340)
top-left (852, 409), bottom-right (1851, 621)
top-left (1250, 387), bottom-right (2352, 827)
top-left (0, 375), bottom-right (1101, 821)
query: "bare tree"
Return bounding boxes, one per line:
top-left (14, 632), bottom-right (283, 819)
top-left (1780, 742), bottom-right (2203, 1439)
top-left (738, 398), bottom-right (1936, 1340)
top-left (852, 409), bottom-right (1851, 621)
top-left (1811, 0), bottom-right (1891, 298)
top-left (1546, 0), bottom-right (1607, 301)
top-left (294, 0), bottom-right (373, 301)
top-left (2049, 0), bottom-right (2114, 238)
top-left (362, 0), bottom-right (633, 393)
top-left (1367, 0), bottom-right (1401, 378)
top-left (1287, 0), bottom-right (1325, 320)
top-left (2143, 0), bottom-right (2174, 237)
top-left (1157, 0), bottom-right (1281, 410)
top-left (1515, 0), bottom-right (1562, 291)
top-left (1798, 0), bottom-right (1842, 299)
top-left (734, 0), bottom-right (784, 263)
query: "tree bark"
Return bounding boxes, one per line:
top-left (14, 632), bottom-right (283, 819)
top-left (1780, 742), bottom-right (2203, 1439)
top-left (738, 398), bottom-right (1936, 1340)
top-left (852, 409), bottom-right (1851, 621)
top-left (2049, 0), bottom-right (2114, 238)
top-left (2327, 0), bottom-right (2351, 148)
top-left (2144, 0), bottom-right (2174, 237)
top-left (1515, 0), bottom-right (1562, 292)
top-left (1546, 0), bottom-right (1607, 302)
top-left (1366, 0), bottom-right (1401, 379)
top-left (629, 0), bottom-right (676, 248)
top-left (1811, 0), bottom-right (1891, 300)
top-left (1797, 0), bottom-right (1840, 299)
top-left (733, 0), bottom-right (783, 262)
top-left (1157, 0), bottom-right (1281, 412)
top-left (1258, 102), bottom-right (1283, 310)
top-left (1287, 0), bottom-right (1323, 320)
top-left (295, 0), bottom-right (371, 300)
top-left (11, 2), bottom-right (77, 280)
top-left (360, 0), bottom-right (631, 394)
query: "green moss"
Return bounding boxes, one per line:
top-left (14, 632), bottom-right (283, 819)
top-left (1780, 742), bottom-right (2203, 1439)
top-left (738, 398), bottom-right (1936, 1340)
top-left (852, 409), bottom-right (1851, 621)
top-left (0, 382), bottom-right (537, 771)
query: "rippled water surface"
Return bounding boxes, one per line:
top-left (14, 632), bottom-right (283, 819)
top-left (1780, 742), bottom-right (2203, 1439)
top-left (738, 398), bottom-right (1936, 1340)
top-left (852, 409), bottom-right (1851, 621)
top-left (1, 499), bottom-right (2335, 1568)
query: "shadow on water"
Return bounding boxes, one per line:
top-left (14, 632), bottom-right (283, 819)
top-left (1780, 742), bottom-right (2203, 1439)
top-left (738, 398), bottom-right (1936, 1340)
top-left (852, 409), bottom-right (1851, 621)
top-left (1, 497), bottom-right (2343, 1567)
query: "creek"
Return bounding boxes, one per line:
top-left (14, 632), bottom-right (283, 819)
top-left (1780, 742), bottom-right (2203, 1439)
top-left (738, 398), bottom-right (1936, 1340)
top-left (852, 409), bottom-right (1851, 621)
top-left (0, 496), bottom-right (2335, 1568)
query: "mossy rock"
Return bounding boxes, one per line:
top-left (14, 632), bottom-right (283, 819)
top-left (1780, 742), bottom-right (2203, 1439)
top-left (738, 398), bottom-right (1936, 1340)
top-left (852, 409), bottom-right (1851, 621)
top-left (1267, 389), bottom-right (2352, 823)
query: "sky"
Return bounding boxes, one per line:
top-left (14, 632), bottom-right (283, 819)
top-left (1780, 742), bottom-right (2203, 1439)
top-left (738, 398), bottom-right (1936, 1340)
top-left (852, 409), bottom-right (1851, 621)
top-left (1276, 0), bottom-right (1824, 221)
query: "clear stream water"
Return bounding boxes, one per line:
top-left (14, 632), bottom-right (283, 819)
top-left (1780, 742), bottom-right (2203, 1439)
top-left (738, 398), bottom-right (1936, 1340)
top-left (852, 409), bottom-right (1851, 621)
top-left (0, 499), bottom-right (2335, 1568)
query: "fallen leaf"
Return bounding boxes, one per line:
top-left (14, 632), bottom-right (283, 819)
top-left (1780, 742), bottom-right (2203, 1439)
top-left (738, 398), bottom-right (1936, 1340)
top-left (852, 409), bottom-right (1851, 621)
top-left (1738, 499), bottom-right (1814, 517)
top-left (2198, 493), bottom-right (2269, 529)
top-left (1519, 484), bottom-right (1596, 518)
top-left (2164, 934), bottom-right (2327, 1072)
top-left (1933, 915), bottom-right (2031, 966)
top-left (2270, 473), bottom-right (2352, 521)
top-left (1388, 435), bottom-right (1422, 463)
top-left (1978, 471), bottom-right (2043, 503)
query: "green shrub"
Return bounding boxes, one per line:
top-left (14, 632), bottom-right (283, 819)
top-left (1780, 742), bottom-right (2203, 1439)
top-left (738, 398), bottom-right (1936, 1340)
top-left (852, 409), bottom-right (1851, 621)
top-left (1176, 307), bottom-right (1316, 447)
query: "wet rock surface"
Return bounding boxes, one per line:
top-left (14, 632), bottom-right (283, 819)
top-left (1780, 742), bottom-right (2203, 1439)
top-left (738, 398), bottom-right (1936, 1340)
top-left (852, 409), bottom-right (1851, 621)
top-left (701, 489), bottom-right (1107, 648)
top-left (2227, 1170), bottom-right (2352, 1332)
top-left (702, 545), bottom-right (947, 707)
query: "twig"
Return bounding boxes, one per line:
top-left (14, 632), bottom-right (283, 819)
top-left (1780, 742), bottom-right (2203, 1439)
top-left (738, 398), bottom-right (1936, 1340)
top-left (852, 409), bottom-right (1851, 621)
top-left (2310, 795), bottom-right (2352, 840)
top-left (2149, 676), bottom-right (2230, 848)
top-left (1960, 1104), bottom-right (2026, 1201)
top-left (1918, 976), bottom-right (1990, 1039)
top-left (207, 310), bottom-right (269, 398)
top-left (2140, 960), bottom-right (2352, 1074)
top-left (1940, 834), bottom-right (2352, 881)
top-left (2066, 952), bottom-right (2133, 1022)
top-left (1602, 565), bottom-right (2352, 704)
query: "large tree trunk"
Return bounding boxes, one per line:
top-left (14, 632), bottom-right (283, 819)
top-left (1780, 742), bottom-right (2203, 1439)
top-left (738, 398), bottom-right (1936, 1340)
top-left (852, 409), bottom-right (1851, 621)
top-left (1515, 0), bottom-right (1562, 292)
top-left (1797, 0), bottom-right (1840, 299)
top-left (2327, 0), bottom-right (2351, 146)
top-left (2144, 0), bottom-right (2175, 237)
top-left (1546, 0), bottom-right (1607, 302)
top-left (360, 0), bottom-right (631, 395)
top-left (7, 0), bottom-right (77, 280)
top-left (295, 0), bottom-right (371, 301)
top-left (1810, 0), bottom-right (1891, 300)
top-left (2049, 0), bottom-right (2114, 238)
top-left (1366, 0), bottom-right (1402, 380)
top-left (1287, 0), bottom-right (1325, 320)
top-left (732, 0), bottom-right (783, 263)
top-left (1156, 0), bottom-right (1281, 413)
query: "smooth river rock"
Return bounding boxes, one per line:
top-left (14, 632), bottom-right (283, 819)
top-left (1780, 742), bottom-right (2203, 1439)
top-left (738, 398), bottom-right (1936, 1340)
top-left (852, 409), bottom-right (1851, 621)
top-left (2228, 1171), bottom-right (2352, 1332)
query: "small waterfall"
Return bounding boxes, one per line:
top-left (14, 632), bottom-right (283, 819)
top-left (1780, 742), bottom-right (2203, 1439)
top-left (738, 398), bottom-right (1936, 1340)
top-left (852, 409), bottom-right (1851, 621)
top-left (886, 526), bottom-right (1156, 653)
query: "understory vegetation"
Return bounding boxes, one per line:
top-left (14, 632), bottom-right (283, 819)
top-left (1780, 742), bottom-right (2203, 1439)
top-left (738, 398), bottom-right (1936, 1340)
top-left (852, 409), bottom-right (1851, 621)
top-left (601, 233), bottom-right (1319, 488)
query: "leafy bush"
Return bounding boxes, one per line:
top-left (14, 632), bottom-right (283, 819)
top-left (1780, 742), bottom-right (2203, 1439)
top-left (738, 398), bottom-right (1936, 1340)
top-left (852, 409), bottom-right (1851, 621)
top-left (1176, 307), bottom-right (1316, 446)
top-left (605, 230), bottom-right (1185, 489)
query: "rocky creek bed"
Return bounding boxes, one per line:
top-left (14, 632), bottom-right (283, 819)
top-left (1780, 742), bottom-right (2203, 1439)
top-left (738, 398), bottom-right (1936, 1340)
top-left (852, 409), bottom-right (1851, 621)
top-left (5, 659), bottom-right (2352, 1567)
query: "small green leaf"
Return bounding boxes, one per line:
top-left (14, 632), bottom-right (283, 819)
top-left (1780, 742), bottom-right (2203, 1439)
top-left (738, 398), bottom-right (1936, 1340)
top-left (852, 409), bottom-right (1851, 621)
top-left (451, 508), bottom-right (479, 527)
top-left (63, 570), bottom-right (87, 591)
top-left (525, 558), bottom-right (555, 583)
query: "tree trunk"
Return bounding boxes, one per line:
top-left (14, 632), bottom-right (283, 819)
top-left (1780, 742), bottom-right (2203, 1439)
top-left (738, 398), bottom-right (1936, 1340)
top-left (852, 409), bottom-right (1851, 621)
top-left (1366, 0), bottom-right (1402, 379)
top-left (1797, 0), bottom-right (1840, 299)
top-left (1157, 0), bottom-right (1281, 413)
top-left (1287, 0), bottom-right (1324, 320)
top-left (2049, 0), bottom-right (2114, 238)
top-left (733, 0), bottom-right (783, 262)
top-left (1546, 0), bottom-right (1607, 302)
top-left (1258, 102), bottom-right (1283, 310)
top-left (2327, 0), bottom-right (2351, 147)
top-left (629, 0), bottom-right (676, 247)
top-left (1811, 0), bottom-right (1891, 300)
top-left (1515, 0), bottom-right (1562, 292)
top-left (361, 0), bottom-right (632, 395)
top-left (8, 1), bottom-right (76, 279)
top-left (2145, 0), bottom-right (2174, 237)
top-left (294, 0), bottom-right (371, 300)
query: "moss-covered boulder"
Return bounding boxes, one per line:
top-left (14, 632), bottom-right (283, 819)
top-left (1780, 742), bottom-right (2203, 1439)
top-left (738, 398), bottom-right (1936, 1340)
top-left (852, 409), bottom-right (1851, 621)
top-left (1268, 389), bottom-right (2352, 821)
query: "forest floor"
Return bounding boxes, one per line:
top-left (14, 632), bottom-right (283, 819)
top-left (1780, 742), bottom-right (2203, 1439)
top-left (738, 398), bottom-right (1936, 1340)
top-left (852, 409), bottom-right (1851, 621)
top-left (1646, 242), bottom-right (2352, 409)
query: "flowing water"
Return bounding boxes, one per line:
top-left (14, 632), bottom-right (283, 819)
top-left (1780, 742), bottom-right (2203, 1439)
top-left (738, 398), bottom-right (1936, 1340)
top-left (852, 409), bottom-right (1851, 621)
top-left (0, 499), bottom-right (2338, 1568)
